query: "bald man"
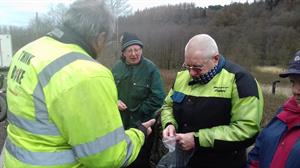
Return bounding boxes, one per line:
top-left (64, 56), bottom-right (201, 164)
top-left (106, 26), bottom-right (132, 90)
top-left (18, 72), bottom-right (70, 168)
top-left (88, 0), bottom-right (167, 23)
top-left (161, 34), bottom-right (264, 168)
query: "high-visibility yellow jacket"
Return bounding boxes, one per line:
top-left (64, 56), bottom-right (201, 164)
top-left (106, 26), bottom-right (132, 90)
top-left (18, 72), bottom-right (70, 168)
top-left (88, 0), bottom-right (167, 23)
top-left (4, 36), bottom-right (145, 168)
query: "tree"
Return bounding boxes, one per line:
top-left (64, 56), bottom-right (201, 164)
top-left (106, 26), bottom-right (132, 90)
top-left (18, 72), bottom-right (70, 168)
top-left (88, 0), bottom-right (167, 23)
top-left (266, 0), bottom-right (282, 10)
top-left (105, 0), bottom-right (132, 16)
top-left (46, 3), bottom-right (68, 26)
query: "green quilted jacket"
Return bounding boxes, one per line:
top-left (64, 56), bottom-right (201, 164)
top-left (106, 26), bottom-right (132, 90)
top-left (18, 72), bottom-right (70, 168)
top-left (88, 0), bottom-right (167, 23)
top-left (112, 57), bottom-right (165, 128)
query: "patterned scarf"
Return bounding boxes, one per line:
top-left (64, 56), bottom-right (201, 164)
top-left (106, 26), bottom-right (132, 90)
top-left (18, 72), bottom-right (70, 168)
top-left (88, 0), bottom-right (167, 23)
top-left (188, 56), bottom-right (225, 85)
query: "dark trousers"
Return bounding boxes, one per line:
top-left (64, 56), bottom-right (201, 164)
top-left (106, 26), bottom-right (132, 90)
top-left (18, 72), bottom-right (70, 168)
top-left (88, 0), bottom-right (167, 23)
top-left (127, 135), bottom-right (154, 168)
top-left (187, 148), bottom-right (246, 168)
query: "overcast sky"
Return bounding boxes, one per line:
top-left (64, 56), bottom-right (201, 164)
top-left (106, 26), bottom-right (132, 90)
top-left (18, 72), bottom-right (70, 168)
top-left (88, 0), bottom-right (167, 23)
top-left (0, 0), bottom-right (253, 27)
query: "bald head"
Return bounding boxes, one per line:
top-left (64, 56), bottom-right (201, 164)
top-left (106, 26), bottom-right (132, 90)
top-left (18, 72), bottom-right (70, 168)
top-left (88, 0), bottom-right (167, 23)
top-left (185, 34), bottom-right (219, 59)
top-left (183, 34), bottom-right (220, 77)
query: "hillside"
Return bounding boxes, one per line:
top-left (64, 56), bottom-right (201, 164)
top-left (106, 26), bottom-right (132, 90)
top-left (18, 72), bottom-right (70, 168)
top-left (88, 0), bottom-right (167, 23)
top-left (112, 0), bottom-right (300, 69)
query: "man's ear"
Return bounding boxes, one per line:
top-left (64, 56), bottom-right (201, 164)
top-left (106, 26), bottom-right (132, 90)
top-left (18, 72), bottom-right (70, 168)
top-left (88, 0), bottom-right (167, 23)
top-left (92, 32), bottom-right (107, 57)
top-left (212, 54), bottom-right (220, 64)
top-left (96, 32), bottom-right (107, 48)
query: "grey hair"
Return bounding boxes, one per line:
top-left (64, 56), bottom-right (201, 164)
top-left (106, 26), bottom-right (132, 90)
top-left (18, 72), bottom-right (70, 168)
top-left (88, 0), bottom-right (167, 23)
top-left (63, 0), bottom-right (115, 45)
top-left (185, 34), bottom-right (219, 59)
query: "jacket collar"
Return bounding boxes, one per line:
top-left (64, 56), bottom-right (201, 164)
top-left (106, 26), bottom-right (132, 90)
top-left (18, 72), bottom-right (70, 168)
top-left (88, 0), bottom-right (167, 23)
top-left (188, 55), bottom-right (226, 85)
top-left (46, 25), bottom-right (96, 58)
top-left (283, 96), bottom-right (300, 114)
top-left (277, 96), bottom-right (300, 129)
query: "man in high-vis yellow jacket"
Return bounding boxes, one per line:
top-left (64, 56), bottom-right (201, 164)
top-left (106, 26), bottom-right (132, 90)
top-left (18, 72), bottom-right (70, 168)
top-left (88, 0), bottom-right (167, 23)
top-left (2, 0), bottom-right (155, 167)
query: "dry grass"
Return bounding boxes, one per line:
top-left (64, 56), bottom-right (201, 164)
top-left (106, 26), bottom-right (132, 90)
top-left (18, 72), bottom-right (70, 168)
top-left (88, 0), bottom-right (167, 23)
top-left (254, 66), bottom-right (284, 74)
top-left (260, 83), bottom-right (291, 97)
top-left (252, 66), bottom-right (290, 126)
top-left (260, 83), bottom-right (290, 126)
top-left (160, 67), bottom-right (290, 127)
top-left (261, 92), bottom-right (286, 127)
top-left (160, 69), bottom-right (177, 92)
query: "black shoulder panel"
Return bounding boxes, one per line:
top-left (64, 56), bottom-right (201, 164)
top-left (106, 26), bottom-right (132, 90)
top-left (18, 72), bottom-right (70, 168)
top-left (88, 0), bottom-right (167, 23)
top-left (224, 60), bottom-right (259, 98)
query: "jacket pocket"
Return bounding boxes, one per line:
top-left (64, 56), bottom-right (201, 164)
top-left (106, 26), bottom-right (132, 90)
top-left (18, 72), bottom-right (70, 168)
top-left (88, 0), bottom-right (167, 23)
top-left (131, 82), bottom-right (150, 99)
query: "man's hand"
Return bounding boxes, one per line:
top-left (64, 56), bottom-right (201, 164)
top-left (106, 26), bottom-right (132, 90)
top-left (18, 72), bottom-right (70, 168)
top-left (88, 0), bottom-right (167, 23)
top-left (117, 100), bottom-right (127, 111)
top-left (176, 132), bottom-right (195, 151)
top-left (162, 124), bottom-right (176, 138)
top-left (142, 119), bottom-right (156, 136)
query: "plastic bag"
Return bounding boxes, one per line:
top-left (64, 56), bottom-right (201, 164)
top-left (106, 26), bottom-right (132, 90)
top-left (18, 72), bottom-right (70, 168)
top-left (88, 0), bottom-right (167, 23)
top-left (162, 136), bottom-right (176, 152)
top-left (156, 137), bottom-right (194, 168)
top-left (156, 150), bottom-right (176, 168)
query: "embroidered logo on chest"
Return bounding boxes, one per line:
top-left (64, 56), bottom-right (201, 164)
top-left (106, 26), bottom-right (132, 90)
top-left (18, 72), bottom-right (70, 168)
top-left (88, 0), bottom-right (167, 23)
top-left (213, 86), bottom-right (228, 93)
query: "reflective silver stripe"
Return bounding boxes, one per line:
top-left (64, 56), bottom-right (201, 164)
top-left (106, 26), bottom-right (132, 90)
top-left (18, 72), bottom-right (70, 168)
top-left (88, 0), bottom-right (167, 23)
top-left (7, 110), bottom-right (60, 135)
top-left (33, 83), bottom-right (49, 120)
top-left (5, 138), bottom-right (76, 165)
top-left (9, 52), bottom-right (95, 135)
top-left (121, 135), bottom-right (134, 167)
top-left (73, 127), bottom-right (126, 158)
top-left (38, 52), bottom-right (95, 87)
top-left (34, 52), bottom-right (95, 125)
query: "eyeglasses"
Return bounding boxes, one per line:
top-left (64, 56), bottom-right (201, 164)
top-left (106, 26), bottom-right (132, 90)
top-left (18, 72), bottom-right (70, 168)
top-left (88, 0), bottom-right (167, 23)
top-left (182, 59), bottom-right (210, 72)
top-left (182, 64), bottom-right (204, 72)
top-left (182, 56), bottom-right (212, 71)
